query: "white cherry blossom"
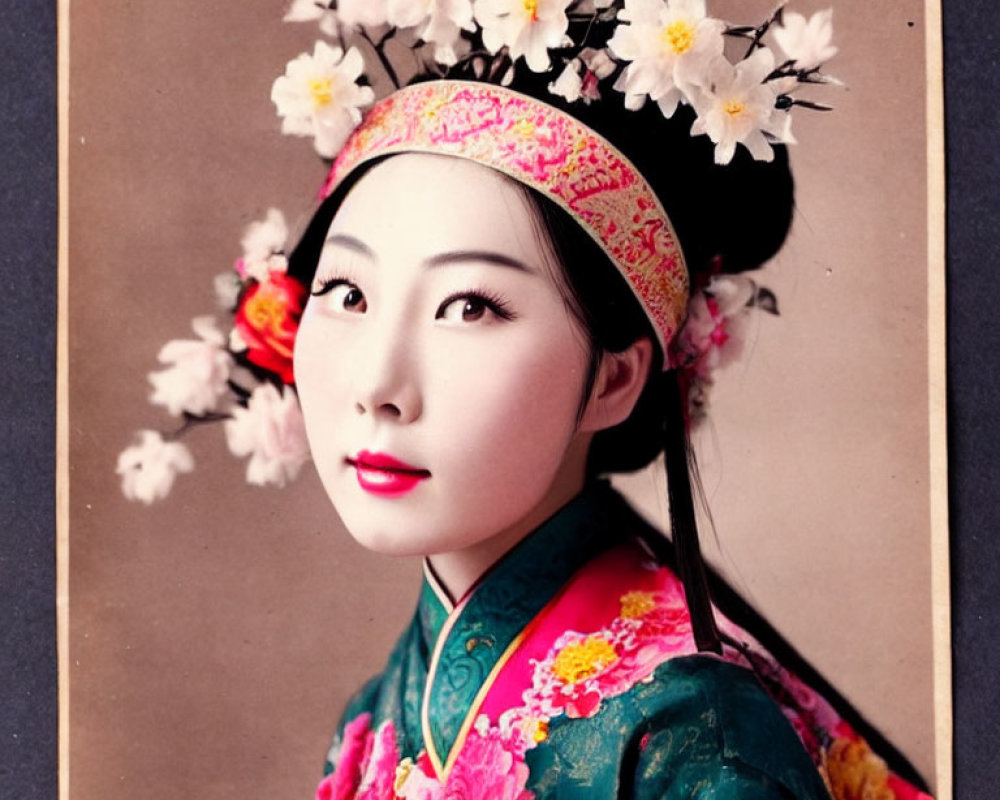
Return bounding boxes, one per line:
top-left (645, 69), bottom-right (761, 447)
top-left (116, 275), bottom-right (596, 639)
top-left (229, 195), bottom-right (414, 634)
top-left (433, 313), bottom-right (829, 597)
top-left (336, 0), bottom-right (391, 28)
top-left (476, 0), bottom-right (574, 73)
top-left (148, 316), bottom-right (233, 417)
top-left (548, 48), bottom-right (615, 103)
top-left (608, 0), bottom-right (725, 116)
top-left (224, 384), bottom-right (311, 488)
top-left (236, 207), bottom-right (289, 283)
top-left (549, 59), bottom-right (584, 102)
top-left (271, 41), bottom-right (375, 158)
top-left (213, 270), bottom-right (242, 310)
top-left (771, 8), bottom-right (837, 71)
top-left (387, 0), bottom-right (475, 65)
top-left (117, 431), bottom-right (194, 504)
top-left (689, 48), bottom-right (790, 164)
top-left (284, 0), bottom-right (339, 37)
top-left (288, 0), bottom-right (390, 30)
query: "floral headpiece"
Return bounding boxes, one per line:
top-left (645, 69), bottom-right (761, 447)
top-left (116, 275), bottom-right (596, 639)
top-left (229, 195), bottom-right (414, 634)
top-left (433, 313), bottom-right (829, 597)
top-left (117, 0), bottom-right (839, 502)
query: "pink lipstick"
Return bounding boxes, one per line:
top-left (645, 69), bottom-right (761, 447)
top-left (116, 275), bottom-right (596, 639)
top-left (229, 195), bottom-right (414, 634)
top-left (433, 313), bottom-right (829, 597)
top-left (348, 450), bottom-right (430, 497)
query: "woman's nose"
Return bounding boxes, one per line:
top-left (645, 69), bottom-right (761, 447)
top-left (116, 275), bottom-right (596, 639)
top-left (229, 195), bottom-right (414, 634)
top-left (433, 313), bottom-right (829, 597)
top-left (352, 325), bottom-right (422, 424)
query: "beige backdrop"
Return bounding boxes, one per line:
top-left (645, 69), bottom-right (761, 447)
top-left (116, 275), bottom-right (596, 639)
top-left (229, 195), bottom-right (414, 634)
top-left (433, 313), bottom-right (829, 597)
top-left (65, 1), bottom-right (942, 798)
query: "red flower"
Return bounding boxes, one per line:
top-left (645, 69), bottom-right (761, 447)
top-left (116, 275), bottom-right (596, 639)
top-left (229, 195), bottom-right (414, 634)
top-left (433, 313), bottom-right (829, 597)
top-left (234, 270), bottom-right (307, 384)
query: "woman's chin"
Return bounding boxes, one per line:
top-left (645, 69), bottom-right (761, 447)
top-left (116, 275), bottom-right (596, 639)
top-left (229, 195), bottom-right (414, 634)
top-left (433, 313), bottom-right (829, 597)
top-left (338, 506), bottom-right (488, 560)
top-left (333, 496), bottom-right (442, 557)
top-left (345, 525), bottom-right (432, 558)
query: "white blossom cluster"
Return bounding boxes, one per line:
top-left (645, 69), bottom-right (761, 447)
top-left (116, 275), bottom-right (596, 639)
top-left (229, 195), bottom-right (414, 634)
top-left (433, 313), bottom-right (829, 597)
top-left (272, 0), bottom-right (839, 164)
top-left (118, 210), bottom-right (310, 503)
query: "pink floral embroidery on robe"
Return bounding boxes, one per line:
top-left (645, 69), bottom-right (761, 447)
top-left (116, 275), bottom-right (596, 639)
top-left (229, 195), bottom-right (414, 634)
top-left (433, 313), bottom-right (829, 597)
top-left (318, 715), bottom-right (399, 800)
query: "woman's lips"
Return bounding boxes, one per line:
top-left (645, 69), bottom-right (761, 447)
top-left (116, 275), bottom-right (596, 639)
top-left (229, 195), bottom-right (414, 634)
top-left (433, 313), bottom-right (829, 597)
top-left (348, 450), bottom-right (430, 497)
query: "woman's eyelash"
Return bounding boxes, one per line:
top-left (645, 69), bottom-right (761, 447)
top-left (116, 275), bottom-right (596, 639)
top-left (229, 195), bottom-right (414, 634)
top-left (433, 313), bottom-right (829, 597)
top-left (311, 279), bottom-right (515, 320)
top-left (437, 289), bottom-right (517, 321)
top-left (311, 276), bottom-right (356, 296)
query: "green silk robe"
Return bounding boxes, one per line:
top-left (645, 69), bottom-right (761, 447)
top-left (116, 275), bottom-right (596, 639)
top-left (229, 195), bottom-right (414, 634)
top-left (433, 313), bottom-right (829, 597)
top-left (317, 483), bottom-right (931, 800)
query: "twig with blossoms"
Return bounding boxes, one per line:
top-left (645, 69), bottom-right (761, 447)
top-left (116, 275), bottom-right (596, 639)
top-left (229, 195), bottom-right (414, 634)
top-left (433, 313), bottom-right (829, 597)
top-left (118, 210), bottom-right (312, 503)
top-left (725, 4), bottom-right (840, 112)
top-left (274, 0), bottom-right (841, 164)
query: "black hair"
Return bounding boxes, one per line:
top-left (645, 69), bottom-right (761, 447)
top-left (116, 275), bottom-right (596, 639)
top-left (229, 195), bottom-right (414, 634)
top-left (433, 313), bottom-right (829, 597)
top-left (287, 70), bottom-right (796, 655)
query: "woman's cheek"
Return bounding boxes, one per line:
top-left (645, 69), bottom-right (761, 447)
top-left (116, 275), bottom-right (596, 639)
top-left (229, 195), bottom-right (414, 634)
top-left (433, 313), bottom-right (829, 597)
top-left (433, 350), bottom-right (583, 491)
top-left (294, 317), bottom-right (353, 472)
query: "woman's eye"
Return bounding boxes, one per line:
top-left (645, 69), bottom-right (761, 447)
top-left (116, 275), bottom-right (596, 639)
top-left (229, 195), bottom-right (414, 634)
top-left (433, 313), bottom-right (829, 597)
top-left (438, 296), bottom-right (487, 323)
top-left (313, 279), bottom-right (367, 313)
top-left (436, 292), bottom-right (514, 324)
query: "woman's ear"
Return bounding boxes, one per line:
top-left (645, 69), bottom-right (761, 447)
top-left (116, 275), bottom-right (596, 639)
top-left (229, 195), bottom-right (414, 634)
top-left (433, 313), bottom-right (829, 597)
top-left (578, 338), bottom-right (654, 433)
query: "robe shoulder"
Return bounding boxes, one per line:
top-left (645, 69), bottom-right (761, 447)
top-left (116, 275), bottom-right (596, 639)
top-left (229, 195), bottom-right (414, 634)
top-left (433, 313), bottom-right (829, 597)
top-left (528, 655), bottom-right (832, 800)
top-left (324, 617), bottom-right (425, 774)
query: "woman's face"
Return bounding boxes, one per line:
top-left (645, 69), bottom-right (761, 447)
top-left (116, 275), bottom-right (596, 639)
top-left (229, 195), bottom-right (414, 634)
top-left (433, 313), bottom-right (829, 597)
top-left (294, 154), bottom-right (597, 580)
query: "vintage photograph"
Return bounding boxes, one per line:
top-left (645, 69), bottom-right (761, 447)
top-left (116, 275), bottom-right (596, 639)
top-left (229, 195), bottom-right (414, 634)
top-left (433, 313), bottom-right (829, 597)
top-left (62, 0), bottom-right (947, 797)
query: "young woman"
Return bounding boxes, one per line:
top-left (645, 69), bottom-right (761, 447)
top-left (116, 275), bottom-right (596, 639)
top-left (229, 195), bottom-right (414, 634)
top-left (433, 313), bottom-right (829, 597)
top-left (280, 70), bottom-right (932, 797)
top-left (116, 3), bottom-right (935, 797)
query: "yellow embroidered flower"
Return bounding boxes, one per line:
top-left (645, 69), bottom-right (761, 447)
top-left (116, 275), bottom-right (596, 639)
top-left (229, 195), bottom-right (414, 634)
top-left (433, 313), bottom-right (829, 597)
top-left (394, 757), bottom-right (414, 792)
top-left (512, 118), bottom-right (537, 138)
top-left (620, 590), bottom-right (657, 619)
top-left (823, 737), bottom-right (894, 800)
top-left (551, 633), bottom-right (619, 684)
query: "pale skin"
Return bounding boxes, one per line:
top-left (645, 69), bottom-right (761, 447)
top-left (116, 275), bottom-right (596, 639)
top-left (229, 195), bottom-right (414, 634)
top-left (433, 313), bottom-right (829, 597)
top-left (294, 154), bottom-right (652, 601)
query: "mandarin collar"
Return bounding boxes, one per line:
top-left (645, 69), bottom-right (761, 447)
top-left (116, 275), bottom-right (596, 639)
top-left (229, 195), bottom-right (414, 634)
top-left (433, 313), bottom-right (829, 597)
top-left (416, 481), bottom-right (626, 776)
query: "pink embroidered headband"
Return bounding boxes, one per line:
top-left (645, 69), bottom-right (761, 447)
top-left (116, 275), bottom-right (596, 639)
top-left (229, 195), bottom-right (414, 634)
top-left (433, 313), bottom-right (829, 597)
top-left (319, 81), bottom-right (689, 353)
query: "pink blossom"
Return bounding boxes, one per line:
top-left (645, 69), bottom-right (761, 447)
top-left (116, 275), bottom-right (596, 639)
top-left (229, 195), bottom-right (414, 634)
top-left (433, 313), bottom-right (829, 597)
top-left (670, 275), bottom-right (756, 379)
top-left (444, 721), bottom-right (533, 800)
top-left (524, 586), bottom-right (693, 720)
top-left (394, 754), bottom-right (441, 800)
top-left (317, 715), bottom-right (401, 800)
top-left (777, 669), bottom-right (841, 733)
top-left (396, 720), bottom-right (533, 800)
top-left (356, 720), bottom-right (401, 799)
top-left (316, 713), bottom-right (374, 800)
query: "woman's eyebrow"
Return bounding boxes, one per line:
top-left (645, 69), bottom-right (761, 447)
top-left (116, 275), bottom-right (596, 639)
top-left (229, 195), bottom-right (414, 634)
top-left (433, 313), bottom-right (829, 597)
top-left (424, 250), bottom-right (536, 273)
top-left (323, 233), bottom-right (375, 258)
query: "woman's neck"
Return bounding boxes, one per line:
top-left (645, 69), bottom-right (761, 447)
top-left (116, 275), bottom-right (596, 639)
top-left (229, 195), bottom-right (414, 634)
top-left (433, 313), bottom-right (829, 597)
top-left (426, 451), bottom-right (590, 603)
